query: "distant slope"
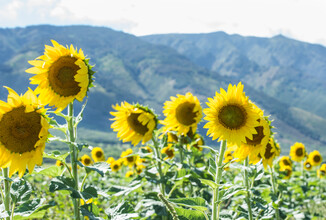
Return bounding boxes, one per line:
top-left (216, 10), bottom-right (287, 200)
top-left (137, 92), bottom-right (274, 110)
top-left (0, 25), bottom-right (324, 154)
top-left (142, 32), bottom-right (326, 120)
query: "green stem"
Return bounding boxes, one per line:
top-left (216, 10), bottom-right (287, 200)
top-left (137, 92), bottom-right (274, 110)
top-left (80, 173), bottom-right (89, 191)
top-left (211, 140), bottom-right (227, 220)
top-left (244, 157), bottom-right (253, 220)
top-left (269, 166), bottom-right (280, 220)
top-left (3, 168), bottom-right (11, 220)
top-left (68, 103), bottom-right (81, 220)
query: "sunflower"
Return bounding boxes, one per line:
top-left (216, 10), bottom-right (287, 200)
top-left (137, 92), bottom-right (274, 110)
top-left (161, 146), bottom-right (175, 160)
top-left (26, 40), bottom-right (95, 112)
top-left (141, 146), bottom-right (153, 153)
top-left (136, 164), bottom-right (146, 174)
top-left (303, 160), bottom-right (312, 171)
top-left (125, 171), bottom-right (134, 178)
top-left (187, 133), bottom-right (204, 151)
top-left (0, 87), bottom-right (50, 178)
top-left (231, 117), bottom-right (270, 162)
top-left (81, 155), bottom-right (93, 166)
top-left (121, 149), bottom-right (137, 167)
top-left (289, 142), bottom-right (306, 162)
top-left (223, 148), bottom-right (234, 161)
top-left (91, 147), bottom-right (105, 162)
top-left (279, 156), bottom-right (292, 168)
top-left (162, 93), bottom-right (202, 136)
top-left (318, 164), bottom-right (326, 178)
top-left (280, 165), bottom-right (292, 179)
top-left (308, 150), bottom-right (323, 166)
top-left (203, 82), bottom-right (260, 146)
top-left (110, 160), bottom-right (122, 172)
top-left (56, 160), bottom-right (64, 167)
top-left (106, 157), bottom-right (115, 164)
top-left (223, 156), bottom-right (233, 171)
top-left (110, 102), bottom-right (157, 146)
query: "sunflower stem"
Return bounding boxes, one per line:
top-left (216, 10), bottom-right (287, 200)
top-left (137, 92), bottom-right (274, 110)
top-left (211, 140), bottom-right (227, 220)
top-left (68, 103), bottom-right (81, 220)
top-left (2, 168), bottom-right (11, 220)
top-left (269, 166), bottom-right (280, 220)
top-left (244, 157), bottom-right (253, 220)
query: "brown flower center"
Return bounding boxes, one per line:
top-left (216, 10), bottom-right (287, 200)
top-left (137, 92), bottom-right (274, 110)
top-left (296, 148), bottom-right (303, 157)
top-left (245, 126), bottom-right (265, 145)
top-left (48, 56), bottom-right (81, 97)
top-left (313, 155), bottom-right (321, 163)
top-left (84, 158), bottom-right (91, 165)
top-left (264, 143), bottom-right (274, 159)
top-left (285, 169), bottom-right (291, 177)
top-left (175, 102), bottom-right (197, 126)
top-left (166, 148), bottom-right (174, 158)
top-left (113, 164), bottom-right (119, 170)
top-left (127, 156), bottom-right (135, 163)
top-left (127, 113), bottom-right (149, 135)
top-left (0, 106), bottom-right (42, 154)
top-left (95, 151), bottom-right (103, 158)
top-left (283, 159), bottom-right (291, 166)
top-left (218, 105), bottom-right (246, 130)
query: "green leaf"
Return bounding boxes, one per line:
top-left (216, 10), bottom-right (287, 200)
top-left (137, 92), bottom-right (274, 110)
top-left (74, 99), bottom-right (88, 128)
top-left (82, 186), bottom-right (98, 200)
top-left (49, 176), bottom-right (80, 198)
top-left (219, 186), bottom-right (245, 202)
top-left (14, 200), bottom-right (56, 219)
top-left (43, 151), bottom-right (70, 161)
top-left (10, 179), bottom-right (32, 203)
top-left (84, 162), bottom-right (111, 177)
top-left (169, 197), bottom-right (207, 212)
top-left (81, 203), bottom-right (102, 220)
top-left (32, 166), bottom-right (64, 177)
top-left (174, 207), bottom-right (206, 220)
top-left (199, 179), bottom-right (218, 189)
top-left (107, 182), bottom-right (142, 197)
top-left (105, 201), bottom-right (138, 220)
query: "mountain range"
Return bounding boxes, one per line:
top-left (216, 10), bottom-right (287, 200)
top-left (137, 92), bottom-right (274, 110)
top-left (0, 25), bottom-right (325, 155)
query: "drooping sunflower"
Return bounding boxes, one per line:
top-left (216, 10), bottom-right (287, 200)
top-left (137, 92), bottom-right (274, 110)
top-left (187, 133), bottom-right (204, 151)
top-left (121, 148), bottom-right (137, 167)
top-left (203, 82), bottom-right (260, 146)
top-left (26, 40), bottom-right (95, 112)
top-left (136, 164), bottom-right (146, 175)
top-left (162, 92), bottom-right (202, 136)
top-left (81, 155), bottom-right (93, 166)
top-left (125, 170), bottom-right (134, 178)
top-left (161, 146), bottom-right (175, 160)
top-left (223, 156), bottom-right (234, 171)
top-left (303, 160), bottom-right (312, 171)
top-left (56, 160), bottom-right (64, 167)
top-left (249, 137), bottom-right (280, 168)
top-left (279, 156), bottom-right (292, 168)
top-left (91, 147), bottom-right (105, 162)
top-left (110, 102), bottom-right (157, 146)
top-left (231, 117), bottom-right (270, 162)
top-left (280, 165), bottom-right (292, 179)
top-left (289, 142), bottom-right (306, 162)
top-left (0, 87), bottom-right (50, 178)
top-left (308, 150), bottom-right (323, 166)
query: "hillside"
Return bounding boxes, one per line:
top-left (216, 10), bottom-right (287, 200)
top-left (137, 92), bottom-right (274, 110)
top-left (0, 25), bottom-right (324, 155)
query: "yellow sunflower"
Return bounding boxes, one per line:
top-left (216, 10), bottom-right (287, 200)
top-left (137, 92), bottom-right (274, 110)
top-left (231, 117), bottom-right (270, 162)
top-left (110, 160), bottom-right (122, 172)
top-left (110, 102), bottom-right (157, 146)
top-left (136, 164), bottom-right (146, 174)
top-left (56, 160), bottom-right (64, 167)
top-left (81, 155), bottom-right (93, 166)
top-left (125, 170), bottom-right (134, 178)
top-left (249, 137), bottom-right (279, 168)
top-left (162, 92), bottom-right (202, 136)
top-left (91, 147), bottom-right (105, 162)
top-left (161, 146), bottom-right (175, 160)
top-left (308, 150), bottom-right (323, 166)
top-left (106, 157), bottom-right (115, 164)
top-left (223, 156), bottom-right (234, 171)
top-left (303, 160), bottom-right (312, 171)
top-left (318, 164), bottom-right (326, 178)
top-left (223, 148), bottom-right (234, 161)
top-left (203, 82), bottom-right (260, 146)
top-left (289, 142), bottom-right (306, 162)
top-left (279, 156), bottom-right (292, 168)
top-left (0, 87), bottom-right (50, 178)
top-left (26, 40), bottom-right (95, 112)
top-left (121, 149), bottom-right (137, 167)
top-left (187, 133), bottom-right (204, 151)
top-left (280, 165), bottom-right (292, 179)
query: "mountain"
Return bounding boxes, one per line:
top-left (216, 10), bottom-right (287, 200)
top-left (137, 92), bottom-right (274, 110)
top-left (0, 25), bottom-right (324, 155)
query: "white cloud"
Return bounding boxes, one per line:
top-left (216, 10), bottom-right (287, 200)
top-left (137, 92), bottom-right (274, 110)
top-left (0, 0), bottom-right (326, 46)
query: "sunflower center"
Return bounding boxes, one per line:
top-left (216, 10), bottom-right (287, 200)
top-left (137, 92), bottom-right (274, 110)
top-left (48, 56), bottom-right (81, 97)
top-left (0, 106), bottom-right (42, 154)
top-left (296, 148), bottom-right (303, 157)
top-left (285, 169), bottom-right (291, 177)
top-left (321, 170), bottom-right (326, 176)
top-left (127, 156), bottom-right (134, 163)
top-left (264, 143), bottom-right (274, 159)
top-left (95, 151), bottom-right (103, 158)
top-left (166, 148), bottom-right (174, 157)
top-left (218, 105), bottom-right (246, 130)
top-left (127, 113), bottom-right (149, 135)
top-left (84, 158), bottom-right (91, 165)
top-left (245, 126), bottom-right (264, 145)
top-left (313, 155), bottom-right (321, 163)
top-left (113, 164), bottom-right (119, 170)
top-left (283, 159), bottom-right (291, 166)
top-left (175, 102), bottom-right (197, 126)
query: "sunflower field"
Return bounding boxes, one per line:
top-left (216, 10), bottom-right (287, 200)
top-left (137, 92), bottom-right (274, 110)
top-left (0, 40), bottom-right (325, 220)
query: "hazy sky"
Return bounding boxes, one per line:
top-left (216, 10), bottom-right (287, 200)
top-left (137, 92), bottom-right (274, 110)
top-left (1, 0), bottom-right (326, 46)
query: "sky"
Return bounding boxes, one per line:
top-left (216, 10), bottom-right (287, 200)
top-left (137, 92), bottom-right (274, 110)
top-left (1, 0), bottom-right (326, 46)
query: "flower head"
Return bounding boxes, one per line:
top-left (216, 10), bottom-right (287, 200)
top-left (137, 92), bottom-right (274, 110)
top-left (26, 40), bottom-right (95, 112)
top-left (91, 147), bottom-right (105, 162)
top-left (0, 87), bottom-right (50, 178)
top-left (81, 155), bottom-right (93, 166)
top-left (289, 142), bottom-right (306, 162)
top-left (308, 150), bottom-right (322, 166)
